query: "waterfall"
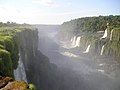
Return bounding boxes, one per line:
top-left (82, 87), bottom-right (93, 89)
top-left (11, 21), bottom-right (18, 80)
top-left (110, 29), bottom-right (114, 40)
top-left (70, 37), bottom-right (73, 42)
top-left (75, 36), bottom-right (81, 47)
top-left (83, 44), bottom-right (91, 53)
top-left (72, 36), bottom-right (76, 46)
top-left (100, 29), bottom-right (107, 39)
top-left (100, 45), bottom-right (105, 55)
top-left (14, 53), bottom-right (27, 82)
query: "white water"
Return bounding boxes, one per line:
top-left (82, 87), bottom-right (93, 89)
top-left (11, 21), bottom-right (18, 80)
top-left (75, 36), bottom-right (81, 47)
top-left (14, 54), bottom-right (27, 82)
top-left (70, 37), bottom-right (73, 42)
top-left (110, 29), bottom-right (114, 40)
top-left (83, 44), bottom-right (91, 53)
top-left (100, 29), bottom-right (107, 39)
top-left (72, 36), bottom-right (76, 46)
top-left (61, 51), bottom-right (78, 58)
top-left (100, 45), bottom-right (105, 55)
top-left (99, 64), bottom-right (104, 66)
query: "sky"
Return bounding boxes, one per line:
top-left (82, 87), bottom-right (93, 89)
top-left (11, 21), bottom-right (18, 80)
top-left (0, 0), bottom-right (120, 24)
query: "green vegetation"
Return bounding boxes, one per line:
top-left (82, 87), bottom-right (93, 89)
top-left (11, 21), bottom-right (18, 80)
top-left (104, 28), bottom-right (120, 57)
top-left (60, 15), bottom-right (120, 35)
top-left (0, 22), bottom-right (36, 77)
top-left (59, 15), bottom-right (120, 58)
top-left (29, 84), bottom-right (37, 90)
top-left (0, 49), bottom-right (13, 76)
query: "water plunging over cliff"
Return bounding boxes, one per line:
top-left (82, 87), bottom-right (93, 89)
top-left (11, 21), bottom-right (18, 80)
top-left (72, 36), bottom-right (76, 46)
top-left (100, 29), bottom-right (108, 39)
top-left (14, 53), bottom-right (27, 82)
top-left (110, 29), bottom-right (114, 40)
top-left (83, 44), bottom-right (91, 53)
top-left (100, 45), bottom-right (105, 55)
top-left (71, 36), bottom-right (81, 48)
top-left (75, 36), bottom-right (81, 47)
top-left (70, 37), bottom-right (73, 42)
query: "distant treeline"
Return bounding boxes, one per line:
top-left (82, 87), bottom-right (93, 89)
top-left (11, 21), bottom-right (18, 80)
top-left (0, 21), bottom-right (30, 27)
top-left (60, 15), bottom-right (120, 36)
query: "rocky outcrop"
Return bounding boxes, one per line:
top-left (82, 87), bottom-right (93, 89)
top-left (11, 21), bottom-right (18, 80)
top-left (0, 76), bottom-right (35, 90)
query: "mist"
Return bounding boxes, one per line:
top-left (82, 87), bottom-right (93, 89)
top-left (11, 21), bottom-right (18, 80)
top-left (0, 0), bottom-right (119, 89)
top-left (35, 25), bottom-right (120, 90)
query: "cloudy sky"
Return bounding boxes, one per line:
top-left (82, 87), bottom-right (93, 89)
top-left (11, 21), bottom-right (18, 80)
top-left (0, 0), bottom-right (119, 24)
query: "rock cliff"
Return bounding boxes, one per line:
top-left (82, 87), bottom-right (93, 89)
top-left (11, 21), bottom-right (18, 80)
top-left (0, 26), bottom-right (38, 89)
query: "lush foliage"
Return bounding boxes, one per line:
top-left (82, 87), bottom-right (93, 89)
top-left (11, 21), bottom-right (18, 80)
top-left (59, 15), bottom-right (120, 58)
top-left (60, 15), bottom-right (120, 35)
top-left (0, 49), bottom-right (13, 76)
top-left (0, 22), bottom-right (36, 77)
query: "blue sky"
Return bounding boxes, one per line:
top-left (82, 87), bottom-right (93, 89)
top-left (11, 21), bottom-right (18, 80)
top-left (0, 0), bottom-right (120, 24)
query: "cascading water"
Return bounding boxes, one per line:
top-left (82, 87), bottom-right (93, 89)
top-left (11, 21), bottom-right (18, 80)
top-left (83, 44), bottom-right (91, 53)
top-left (70, 37), bottom-right (73, 42)
top-left (14, 53), bottom-right (27, 82)
top-left (100, 45), bottom-right (105, 55)
top-left (72, 36), bottom-right (76, 46)
top-left (100, 29), bottom-right (107, 39)
top-left (75, 36), bottom-right (81, 47)
top-left (110, 29), bottom-right (114, 40)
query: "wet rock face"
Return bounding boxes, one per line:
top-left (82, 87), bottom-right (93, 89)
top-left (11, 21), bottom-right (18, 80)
top-left (16, 29), bottom-right (39, 87)
top-left (0, 76), bottom-right (30, 90)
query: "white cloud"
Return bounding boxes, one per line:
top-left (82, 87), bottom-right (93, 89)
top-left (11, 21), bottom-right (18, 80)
top-left (32, 0), bottom-right (59, 7)
top-left (0, 4), bottom-right (100, 24)
top-left (0, 6), bottom-right (25, 23)
top-left (0, 7), bottom-right (98, 24)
